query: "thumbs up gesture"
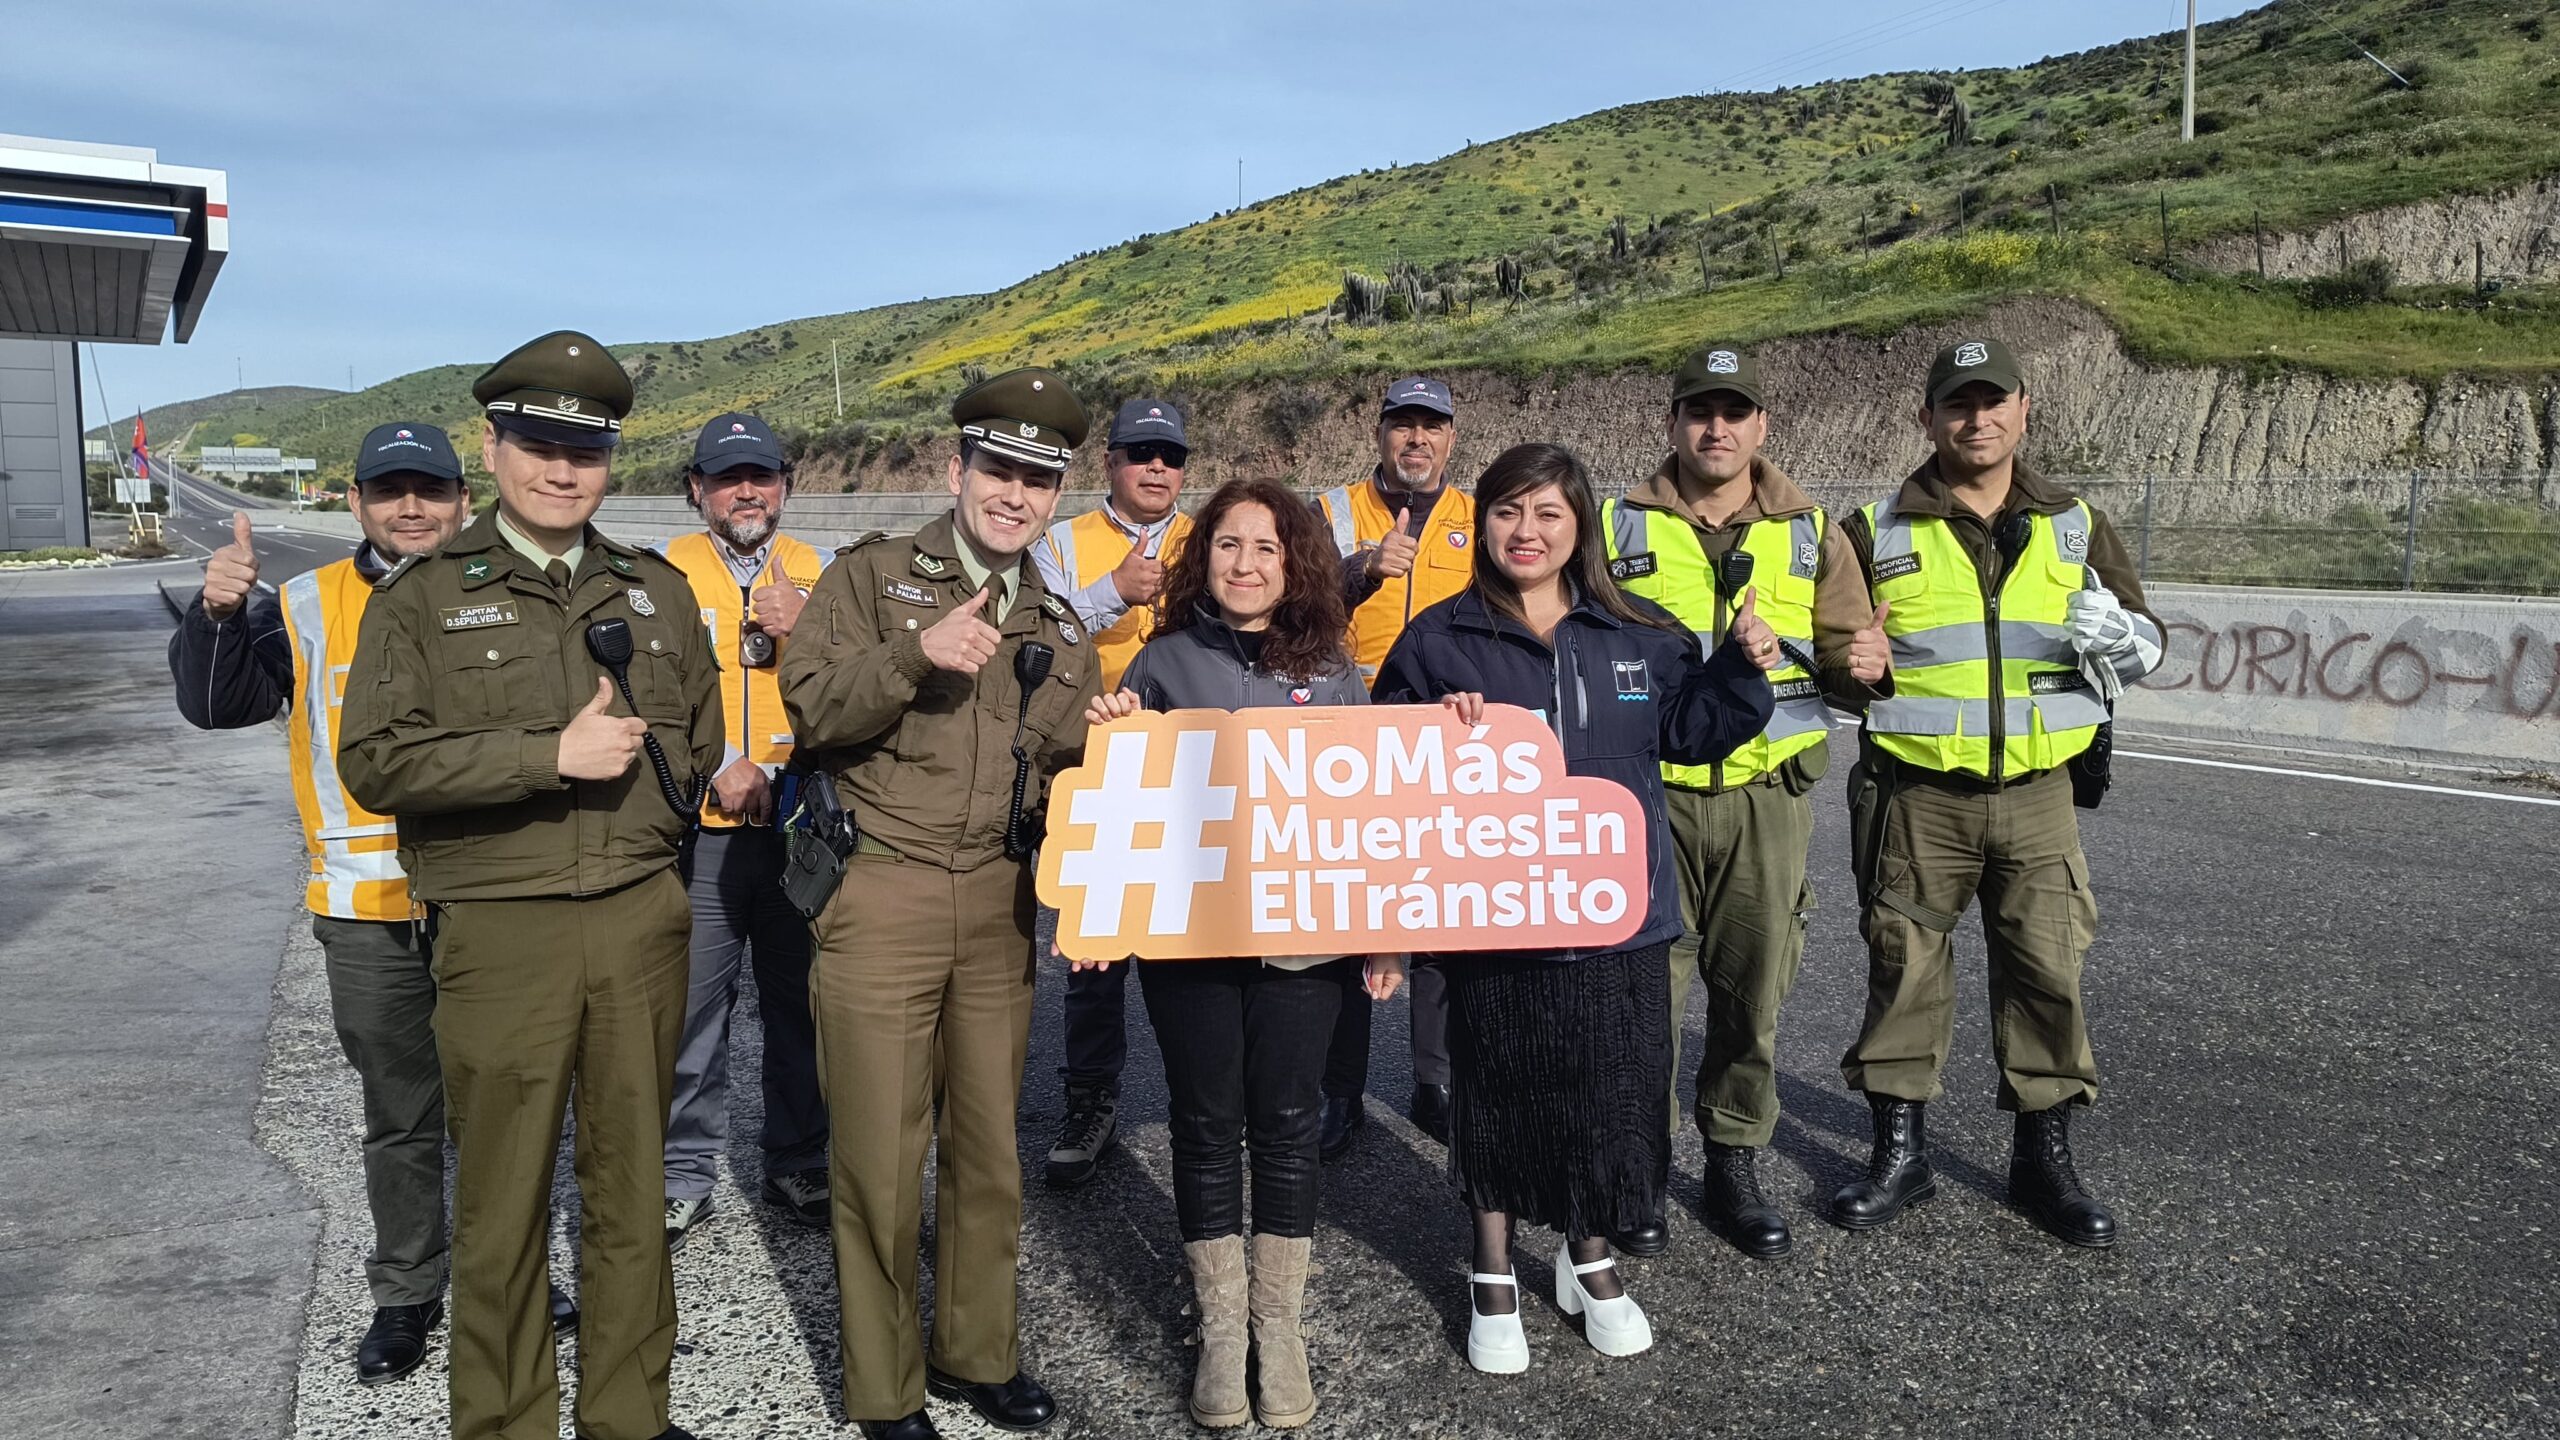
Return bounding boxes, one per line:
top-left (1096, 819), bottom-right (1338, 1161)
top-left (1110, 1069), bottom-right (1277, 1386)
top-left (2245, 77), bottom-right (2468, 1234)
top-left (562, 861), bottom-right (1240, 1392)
top-left (1730, 586), bottom-right (1785, 673)
top-left (1367, 508), bottom-right (1421, 580)
top-left (920, 586), bottom-right (1004, 674)
top-left (201, 511), bottom-right (261, 619)
top-left (1848, 599), bottom-right (1893, 684)
top-left (558, 676), bottom-right (650, 780)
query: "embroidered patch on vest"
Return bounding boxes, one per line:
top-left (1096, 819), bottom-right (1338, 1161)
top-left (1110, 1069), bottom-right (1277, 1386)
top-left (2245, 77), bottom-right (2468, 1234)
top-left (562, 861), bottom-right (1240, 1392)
top-left (1793, 540), bottom-right (1819, 577)
top-left (2057, 527), bottom-right (2090, 560)
top-left (882, 579), bottom-right (938, 607)
top-left (1447, 531), bottom-right (1469, 548)
top-left (1609, 554), bottom-right (1659, 581)
top-left (1771, 677), bottom-right (1821, 701)
top-left (1872, 553), bottom-right (1924, 583)
top-left (2028, 670), bottom-right (2091, 694)
top-left (440, 601), bottom-right (520, 631)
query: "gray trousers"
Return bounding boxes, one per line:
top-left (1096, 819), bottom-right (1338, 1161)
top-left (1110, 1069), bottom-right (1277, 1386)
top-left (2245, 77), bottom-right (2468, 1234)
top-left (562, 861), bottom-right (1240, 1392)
top-left (312, 914), bottom-right (448, 1307)
top-left (664, 825), bottom-right (829, 1200)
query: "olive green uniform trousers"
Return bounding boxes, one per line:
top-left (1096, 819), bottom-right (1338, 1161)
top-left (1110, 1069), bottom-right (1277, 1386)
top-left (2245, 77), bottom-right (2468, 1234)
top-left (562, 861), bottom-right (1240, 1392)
top-left (811, 849), bottom-right (1039, 1422)
top-left (432, 867), bottom-right (691, 1440)
top-left (1842, 760), bottom-right (2100, 1113)
top-left (1664, 780), bottom-right (1815, 1146)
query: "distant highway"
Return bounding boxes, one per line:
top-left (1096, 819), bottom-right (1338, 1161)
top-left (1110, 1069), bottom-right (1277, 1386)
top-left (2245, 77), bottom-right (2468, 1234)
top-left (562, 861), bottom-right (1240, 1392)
top-left (150, 460), bottom-right (356, 588)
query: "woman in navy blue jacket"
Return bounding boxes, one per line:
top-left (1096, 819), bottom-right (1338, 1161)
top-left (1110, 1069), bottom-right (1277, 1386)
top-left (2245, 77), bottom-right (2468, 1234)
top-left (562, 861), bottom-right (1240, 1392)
top-left (1373, 442), bottom-right (1779, 1373)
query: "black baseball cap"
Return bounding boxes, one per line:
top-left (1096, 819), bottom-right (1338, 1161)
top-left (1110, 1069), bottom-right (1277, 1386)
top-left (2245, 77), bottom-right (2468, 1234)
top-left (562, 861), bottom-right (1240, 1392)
top-left (692, 412), bottom-right (787, 475)
top-left (1926, 337), bottom-right (2025, 407)
top-left (1107, 398), bottom-right (1189, 453)
top-left (1669, 345), bottom-right (1768, 411)
top-left (353, 423), bottom-right (463, 485)
top-left (1380, 375), bottom-right (1455, 418)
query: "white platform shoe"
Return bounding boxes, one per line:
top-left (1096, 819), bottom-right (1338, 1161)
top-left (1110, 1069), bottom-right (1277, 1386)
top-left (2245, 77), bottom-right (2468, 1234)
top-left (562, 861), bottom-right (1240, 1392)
top-left (1553, 1246), bottom-right (1652, 1357)
top-left (1466, 1270), bottom-right (1530, 1373)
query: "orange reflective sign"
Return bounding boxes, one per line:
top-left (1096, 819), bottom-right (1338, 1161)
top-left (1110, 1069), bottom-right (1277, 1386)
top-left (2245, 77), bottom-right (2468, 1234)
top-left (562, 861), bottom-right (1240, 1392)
top-left (1038, 704), bottom-right (1650, 961)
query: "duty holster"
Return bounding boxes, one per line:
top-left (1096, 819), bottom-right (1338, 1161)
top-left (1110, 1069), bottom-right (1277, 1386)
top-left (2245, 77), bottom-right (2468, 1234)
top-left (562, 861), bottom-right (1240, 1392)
top-left (776, 761), bottom-right (859, 920)
top-left (1848, 739), bottom-right (1961, 936)
top-left (2069, 718), bottom-right (2115, 811)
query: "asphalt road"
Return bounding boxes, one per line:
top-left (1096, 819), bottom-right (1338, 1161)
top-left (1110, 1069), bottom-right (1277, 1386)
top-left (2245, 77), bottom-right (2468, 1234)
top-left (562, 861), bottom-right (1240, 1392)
top-left (154, 462), bottom-right (361, 591)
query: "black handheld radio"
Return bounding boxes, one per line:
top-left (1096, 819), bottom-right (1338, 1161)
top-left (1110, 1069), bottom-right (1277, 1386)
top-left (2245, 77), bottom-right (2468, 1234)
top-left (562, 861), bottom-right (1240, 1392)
top-left (1003, 642), bottom-right (1055, 860)
top-left (584, 619), bottom-right (709, 820)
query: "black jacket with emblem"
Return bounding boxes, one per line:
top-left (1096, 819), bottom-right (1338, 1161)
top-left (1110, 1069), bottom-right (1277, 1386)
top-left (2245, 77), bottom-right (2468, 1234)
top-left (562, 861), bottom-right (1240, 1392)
top-left (339, 508), bottom-right (725, 901)
top-left (779, 513), bottom-right (1101, 871)
top-left (1373, 585), bottom-right (1774, 959)
top-left (1119, 604), bottom-right (1370, 715)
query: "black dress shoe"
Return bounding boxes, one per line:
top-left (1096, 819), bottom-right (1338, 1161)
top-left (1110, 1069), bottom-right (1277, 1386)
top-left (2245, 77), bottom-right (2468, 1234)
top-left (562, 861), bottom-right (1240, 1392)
top-left (1831, 1094), bottom-right (1938, 1231)
top-left (1318, 1094), bottom-right (1366, 1161)
top-left (1408, 1082), bottom-right (1452, 1144)
top-left (1611, 1220), bottom-right (1669, 1257)
top-left (355, 1298), bottom-right (441, 1385)
top-left (858, 1412), bottom-right (941, 1440)
top-left (924, 1366), bottom-right (1057, 1432)
top-left (2009, 1106), bottom-right (2119, 1249)
top-left (1703, 1142), bottom-right (1794, 1259)
top-left (550, 1280), bottom-right (579, 1334)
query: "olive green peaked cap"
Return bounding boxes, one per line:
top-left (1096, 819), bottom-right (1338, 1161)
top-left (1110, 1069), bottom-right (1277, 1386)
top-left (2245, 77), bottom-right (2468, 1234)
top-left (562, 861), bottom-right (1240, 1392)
top-left (1670, 344), bottom-right (1768, 411)
top-left (1925, 336), bottom-right (2025, 407)
top-left (474, 329), bottom-right (635, 449)
top-left (951, 367), bottom-right (1090, 473)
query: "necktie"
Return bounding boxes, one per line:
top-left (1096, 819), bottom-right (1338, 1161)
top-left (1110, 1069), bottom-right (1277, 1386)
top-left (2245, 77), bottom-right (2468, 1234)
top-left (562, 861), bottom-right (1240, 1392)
top-left (545, 560), bottom-right (572, 597)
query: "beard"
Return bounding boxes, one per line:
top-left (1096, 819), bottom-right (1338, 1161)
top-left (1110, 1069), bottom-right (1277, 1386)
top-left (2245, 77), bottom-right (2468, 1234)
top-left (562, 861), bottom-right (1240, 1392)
top-left (710, 508), bottom-right (774, 551)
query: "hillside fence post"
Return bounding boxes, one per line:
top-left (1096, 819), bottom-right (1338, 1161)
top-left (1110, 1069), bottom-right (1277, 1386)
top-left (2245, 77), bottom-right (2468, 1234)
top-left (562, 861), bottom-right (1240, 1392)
top-left (2137, 475), bottom-right (2156, 581)
top-left (2048, 184), bottom-right (2062, 240)
top-left (2476, 239), bottom-right (2487, 298)
top-left (2401, 471), bottom-right (2421, 590)
top-left (2159, 191), bottom-right (2171, 264)
top-left (1958, 190), bottom-right (1967, 235)
top-left (2254, 207), bottom-right (2267, 279)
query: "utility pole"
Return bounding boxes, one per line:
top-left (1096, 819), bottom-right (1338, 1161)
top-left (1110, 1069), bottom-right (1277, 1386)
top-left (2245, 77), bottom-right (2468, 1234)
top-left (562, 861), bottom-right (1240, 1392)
top-left (2181, 0), bottom-right (2197, 142)
top-left (831, 339), bottom-right (844, 419)
top-left (1237, 158), bottom-right (1243, 211)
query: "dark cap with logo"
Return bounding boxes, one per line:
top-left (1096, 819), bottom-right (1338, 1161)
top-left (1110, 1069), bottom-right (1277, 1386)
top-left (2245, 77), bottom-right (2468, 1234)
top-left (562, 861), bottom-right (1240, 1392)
top-left (1379, 375), bottom-right (1454, 418)
top-left (1926, 337), bottom-right (2025, 407)
top-left (1107, 397), bottom-right (1189, 453)
top-left (691, 412), bottom-right (787, 475)
top-left (952, 367), bottom-right (1091, 473)
top-left (1670, 344), bottom-right (1768, 411)
top-left (472, 329), bottom-right (634, 450)
top-left (353, 422), bottom-right (463, 485)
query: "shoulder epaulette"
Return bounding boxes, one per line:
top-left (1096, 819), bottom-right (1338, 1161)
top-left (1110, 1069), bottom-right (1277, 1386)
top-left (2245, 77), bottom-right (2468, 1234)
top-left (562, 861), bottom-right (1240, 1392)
top-left (836, 530), bottom-right (891, 557)
top-left (374, 553), bottom-right (424, 590)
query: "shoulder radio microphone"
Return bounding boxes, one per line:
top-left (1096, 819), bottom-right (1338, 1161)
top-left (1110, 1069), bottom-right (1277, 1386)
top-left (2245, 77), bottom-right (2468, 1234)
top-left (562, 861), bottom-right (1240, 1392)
top-left (584, 618), bottom-right (709, 821)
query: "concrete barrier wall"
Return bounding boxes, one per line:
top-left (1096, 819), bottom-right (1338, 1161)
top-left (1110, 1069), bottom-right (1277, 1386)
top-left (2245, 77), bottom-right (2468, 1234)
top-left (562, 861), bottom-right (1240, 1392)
top-left (256, 493), bottom-right (1130, 552)
top-left (2123, 584), bottom-right (2560, 771)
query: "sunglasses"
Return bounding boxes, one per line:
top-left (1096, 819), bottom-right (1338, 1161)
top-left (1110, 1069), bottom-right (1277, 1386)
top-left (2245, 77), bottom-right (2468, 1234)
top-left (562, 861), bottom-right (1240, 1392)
top-left (1122, 442), bottom-right (1189, 469)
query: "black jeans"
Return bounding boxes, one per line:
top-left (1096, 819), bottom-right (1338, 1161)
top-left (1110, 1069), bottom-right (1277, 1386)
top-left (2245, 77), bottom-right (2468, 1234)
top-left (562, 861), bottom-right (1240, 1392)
top-left (1321, 956), bottom-right (1449, 1099)
top-left (1059, 954), bottom-right (1129, 1095)
top-left (1138, 957), bottom-right (1348, 1240)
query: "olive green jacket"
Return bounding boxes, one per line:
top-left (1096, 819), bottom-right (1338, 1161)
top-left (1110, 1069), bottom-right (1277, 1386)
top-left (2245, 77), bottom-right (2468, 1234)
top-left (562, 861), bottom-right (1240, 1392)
top-left (780, 513), bottom-right (1100, 872)
top-left (339, 508), bottom-right (725, 902)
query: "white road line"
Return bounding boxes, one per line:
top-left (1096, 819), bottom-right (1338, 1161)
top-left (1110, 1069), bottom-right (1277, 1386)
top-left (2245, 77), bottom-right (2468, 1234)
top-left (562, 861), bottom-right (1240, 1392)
top-left (2117, 749), bottom-right (2560, 808)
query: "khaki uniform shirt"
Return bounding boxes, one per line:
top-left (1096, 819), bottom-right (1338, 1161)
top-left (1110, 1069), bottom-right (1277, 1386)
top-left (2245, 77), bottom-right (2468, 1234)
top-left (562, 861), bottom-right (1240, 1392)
top-left (340, 507), bottom-right (725, 902)
top-left (780, 513), bottom-right (1100, 872)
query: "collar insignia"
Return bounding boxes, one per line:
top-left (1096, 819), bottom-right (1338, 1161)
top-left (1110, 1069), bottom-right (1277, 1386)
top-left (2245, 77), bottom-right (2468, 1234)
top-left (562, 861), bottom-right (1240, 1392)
top-left (913, 552), bottom-right (946, 577)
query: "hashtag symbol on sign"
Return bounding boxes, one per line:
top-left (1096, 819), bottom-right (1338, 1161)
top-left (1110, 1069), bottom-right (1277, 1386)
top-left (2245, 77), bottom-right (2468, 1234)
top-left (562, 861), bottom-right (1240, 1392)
top-left (1056, 728), bottom-right (1236, 937)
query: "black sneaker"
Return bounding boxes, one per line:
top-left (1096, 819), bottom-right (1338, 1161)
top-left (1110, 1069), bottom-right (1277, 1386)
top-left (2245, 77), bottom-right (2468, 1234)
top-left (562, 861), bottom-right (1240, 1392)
top-left (1045, 1085), bottom-right (1118, 1189)
top-left (665, 1194), bottom-right (713, 1253)
top-left (762, 1167), bottom-right (831, 1228)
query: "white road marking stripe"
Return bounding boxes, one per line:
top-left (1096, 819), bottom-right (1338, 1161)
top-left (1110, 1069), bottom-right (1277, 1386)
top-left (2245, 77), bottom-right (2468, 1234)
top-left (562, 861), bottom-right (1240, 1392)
top-left (2116, 749), bottom-right (2560, 808)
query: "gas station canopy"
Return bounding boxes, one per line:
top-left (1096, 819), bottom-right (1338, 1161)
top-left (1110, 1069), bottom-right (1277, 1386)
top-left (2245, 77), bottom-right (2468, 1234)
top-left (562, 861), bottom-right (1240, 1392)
top-left (0, 133), bottom-right (228, 345)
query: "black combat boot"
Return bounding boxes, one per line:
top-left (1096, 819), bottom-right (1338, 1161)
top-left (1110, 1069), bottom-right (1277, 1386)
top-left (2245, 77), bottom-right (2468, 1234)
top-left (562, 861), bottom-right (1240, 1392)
top-left (2008, 1106), bottom-right (2118, 1249)
top-left (1829, 1094), bottom-right (1937, 1231)
top-left (1703, 1143), bottom-right (1793, 1258)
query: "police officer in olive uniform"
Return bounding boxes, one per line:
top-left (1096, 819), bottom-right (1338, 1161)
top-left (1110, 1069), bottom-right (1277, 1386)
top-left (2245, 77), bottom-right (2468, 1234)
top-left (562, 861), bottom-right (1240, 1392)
top-left (342, 331), bottom-right (723, 1440)
top-left (1833, 338), bottom-right (2164, 1250)
top-left (780, 368), bottom-right (1101, 1440)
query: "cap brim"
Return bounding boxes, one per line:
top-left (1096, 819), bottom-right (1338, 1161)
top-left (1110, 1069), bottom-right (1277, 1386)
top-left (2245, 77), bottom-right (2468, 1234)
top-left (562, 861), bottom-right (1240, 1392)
top-left (1926, 372), bottom-right (2022, 408)
top-left (1380, 400), bottom-right (1454, 419)
top-left (354, 462), bottom-right (463, 485)
top-left (492, 412), bottom-right (620, 450)
top-left (1671, 380), bottom-right (1767, 410)
top-left (1107, 432), bottom-right (1189, 454)
top-left (694, 450), bottom-right (786, 475)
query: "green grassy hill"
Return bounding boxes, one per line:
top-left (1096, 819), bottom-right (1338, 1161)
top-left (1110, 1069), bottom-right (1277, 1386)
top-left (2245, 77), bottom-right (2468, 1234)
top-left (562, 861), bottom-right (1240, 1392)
top-left (169, 0), bottom-right (2560, 492)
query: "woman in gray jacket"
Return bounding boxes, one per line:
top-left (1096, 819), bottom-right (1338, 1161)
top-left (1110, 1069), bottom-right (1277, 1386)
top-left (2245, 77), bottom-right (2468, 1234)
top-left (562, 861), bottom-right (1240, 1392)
top-left (1081, 476), bottom-right (1402, 1430)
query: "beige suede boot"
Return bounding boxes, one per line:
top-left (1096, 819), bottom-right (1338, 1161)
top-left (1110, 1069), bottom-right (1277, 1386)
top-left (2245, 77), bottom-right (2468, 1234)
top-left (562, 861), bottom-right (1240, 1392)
top-left (1183, 1236), bottom-right (1251, 1428)
top-left (1248, 1234), bottom-right (1317, 1427)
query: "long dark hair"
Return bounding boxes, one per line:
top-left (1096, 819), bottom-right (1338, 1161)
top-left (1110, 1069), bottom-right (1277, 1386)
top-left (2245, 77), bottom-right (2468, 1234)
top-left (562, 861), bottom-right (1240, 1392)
top-left (1155, 477), bottom-right (1352, 680)
top-left (1469, 443), bottom-right (1679, 633)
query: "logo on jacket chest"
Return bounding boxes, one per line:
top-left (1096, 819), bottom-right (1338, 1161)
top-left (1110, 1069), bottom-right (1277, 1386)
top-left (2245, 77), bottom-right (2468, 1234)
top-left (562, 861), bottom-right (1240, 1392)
top-left (626, 588), bottom-right (657, 617)
top-left (1873, 553), bottom-right (1924, 583)
top-left (1608, 553), bottom-right (1658, 581)
top-left (1612, 659), bottom-right (1651, 699)
top-left (1289, 685), bottom-right (1313, 705)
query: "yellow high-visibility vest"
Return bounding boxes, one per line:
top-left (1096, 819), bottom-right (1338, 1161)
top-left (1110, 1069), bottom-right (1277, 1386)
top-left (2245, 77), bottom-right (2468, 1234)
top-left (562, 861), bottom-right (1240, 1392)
top-left (660, 530), bottom-right (827, 827)
top-left (1861, 494), bottom-right (2107, 781)
top-left (280, 558), bottom-right (408, 921)
top-left (1032, 505), bottom-right (1193, 689)
top-left (1603, 498), bottom-right (1830, 786)
top-left (1318, 478), bottom-right (1475, 680)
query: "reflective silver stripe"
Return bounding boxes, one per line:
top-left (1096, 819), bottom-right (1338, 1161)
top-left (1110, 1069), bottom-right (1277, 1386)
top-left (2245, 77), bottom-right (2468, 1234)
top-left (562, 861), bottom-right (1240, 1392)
top-left (1358, 661), bottom-right (1380, 681)
top-left (1766, 694), bottom-right (1832, 741)
top-left (1607, 499), bottom-right (1649, 561)
top-left (1322, 486), bottom-right (1357, 557)
top-left (280, 571), bottom-right (350, 837)
top-left (1691, 627), bottom-right (1813, 659)
top-left (1890, 619), bottom-right (2074, 668)
top-left (1869, 492), bottom-right (1915, 559)
top-left (1042, 520), bottom-right (1078, 585)
top-left (1867, 695), bottom-right (2104, 737)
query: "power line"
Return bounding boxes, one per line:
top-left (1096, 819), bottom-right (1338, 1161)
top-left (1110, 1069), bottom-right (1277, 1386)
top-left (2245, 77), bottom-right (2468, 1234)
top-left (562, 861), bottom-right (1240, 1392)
top-left (1709, 0), bottom-right (1986, 91)
top-left (2286, 0), bottom-right (2412, 87)
top-left (1711, 0), bottom-right (2020, 94)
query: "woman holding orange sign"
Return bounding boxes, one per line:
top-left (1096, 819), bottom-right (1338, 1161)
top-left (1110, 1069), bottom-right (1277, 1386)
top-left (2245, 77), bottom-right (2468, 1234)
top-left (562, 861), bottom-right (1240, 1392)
top-left (1373, 443), bottom-right (1779, 1373)
top-left (1080, 476), bottom-right (1403, 1430)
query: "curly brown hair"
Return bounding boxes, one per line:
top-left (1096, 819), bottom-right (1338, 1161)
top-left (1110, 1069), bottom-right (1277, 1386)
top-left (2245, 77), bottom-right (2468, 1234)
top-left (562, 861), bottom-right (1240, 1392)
top-left (1153, 477), bottom-right (1351, 681)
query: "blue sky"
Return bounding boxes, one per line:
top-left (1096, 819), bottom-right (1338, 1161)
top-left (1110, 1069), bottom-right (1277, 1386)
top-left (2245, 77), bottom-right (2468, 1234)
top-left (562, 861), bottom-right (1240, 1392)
top-left (13, 0), bottom-right (2259, 411)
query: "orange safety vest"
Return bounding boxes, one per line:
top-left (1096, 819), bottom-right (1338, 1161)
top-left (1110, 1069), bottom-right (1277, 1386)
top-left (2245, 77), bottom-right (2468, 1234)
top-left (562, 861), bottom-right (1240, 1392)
top-left (279, 558), bottom-right (409, 921)
top-left (660, 530), bottom-right (828, 827)
top-left (1318, 475), bottom-right (1476, 679)
top-left (1033, 504), bottom-right (1194, 689)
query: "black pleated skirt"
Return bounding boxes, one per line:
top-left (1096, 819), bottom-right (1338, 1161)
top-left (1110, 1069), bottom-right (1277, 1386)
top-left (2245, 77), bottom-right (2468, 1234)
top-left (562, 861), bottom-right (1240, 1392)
top-left (1443, 941), bottom-right (1671, 1239)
